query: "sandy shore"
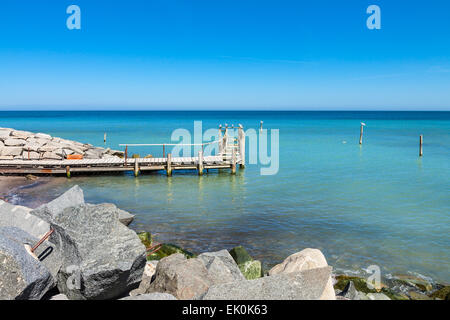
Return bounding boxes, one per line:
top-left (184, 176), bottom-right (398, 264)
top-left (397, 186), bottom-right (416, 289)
top-left (0, 176), bottom-right (36, 198)
top-left (0, 175), bottom-right (65, 208)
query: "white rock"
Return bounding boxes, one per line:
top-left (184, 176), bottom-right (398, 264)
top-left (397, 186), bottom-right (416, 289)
top-left (0, 147), bottom-right (23, 156)
top-left (10, 130), bottom-right (32, 139)
top-left (22, 143), bottom-right (40, 152)
top-left (269, 248), bottom-right (336, 300)
top-left (22, 151), bottom-right (40, 160)
top-left (34, 133), bottom-right (52, 140)
top-left (42, 152), bottom-right (62, 160)
top-left (4, 138), bottom-right (26, 146)
top-left (0, 131), bottom-right (12, 141)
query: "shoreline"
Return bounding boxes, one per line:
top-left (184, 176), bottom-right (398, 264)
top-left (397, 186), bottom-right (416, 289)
top-left (1, 178), bottom-right (448, 299)
top-left (2, 174), bottom-right (449, 289)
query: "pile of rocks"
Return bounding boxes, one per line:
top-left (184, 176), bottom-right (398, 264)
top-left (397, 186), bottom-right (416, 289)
top-left (0, 186), bottom-right (144, 300)
top-left (127, 246), bottom-right (336, 300)
top-left (0, 127), bottom-right (123, 160)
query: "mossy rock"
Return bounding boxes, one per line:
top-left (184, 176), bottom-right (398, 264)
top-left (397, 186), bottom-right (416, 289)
top-left (429, 286), bottom-right (450, 300)
top-left (137, 232), bottom-right (152, 248)
top-left (132, 154), bottom-right (140, 158)
top-left (334, 275), bottom-right (378, 294)
top-left (393, 275), bottom-right (432, 292)
top-left (229, 246), bottom-right (253, 265)
top-left (238, 260), bottom-right (262, 280)
top-left (409, 291), bottom-right (432, 300)
top-left (147, 243), bottom-right (197, 261)
top-left (380, 288), bottom-right (409, 300)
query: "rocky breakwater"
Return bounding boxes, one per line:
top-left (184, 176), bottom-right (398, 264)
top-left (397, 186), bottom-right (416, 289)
top-left (0, 185), bottom-right (144, 300)
top-left (128, 241), bottom-right (336, 300)
top-left (0, 127), bottom-right (123, 160)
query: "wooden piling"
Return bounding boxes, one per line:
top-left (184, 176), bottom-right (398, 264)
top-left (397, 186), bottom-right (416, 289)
top-left (198, 151), bottom-right (204, 176)
top-left (260, 121), bottom-right (263, 132)
top-left (104, 132), bottom-right (107, 144)
top-left (166, 153), bottom-right (172, 176)
top-left (238, 124), bottom-right (245, 168)
top-left (419, 135), bottom-right (423, 157)
top-left (359, 123), bottom-right (364, 145)
top-left (163, 144), bottom-right (165, 158)
top-left (66, 166), bottom-right (71, 179)
top-left (125, 145), bottom-right (128, 165)
top-left (218, 125), bottom-right (223, 155)
top-left (134, 159), bottom-right (139, 177)
top-left (231, 147), bottom-right (236, 174)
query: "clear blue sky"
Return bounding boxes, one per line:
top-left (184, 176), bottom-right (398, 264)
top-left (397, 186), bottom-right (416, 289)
top-left (0, 0), bottom-right (449, 110)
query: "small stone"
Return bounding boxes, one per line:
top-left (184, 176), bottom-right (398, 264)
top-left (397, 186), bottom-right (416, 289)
top-left (367, 293), bottom-right (391, 300)
top-left (117, 209), bottom-right (135, 226)
top-left (120, 293), bottom-right (177, 300)
top-left (429, 285), bottom-right (450, 300)
top-left (408, 291), bottom-right (432, 300)
top-left (229, 246), bottom-right (252, 265)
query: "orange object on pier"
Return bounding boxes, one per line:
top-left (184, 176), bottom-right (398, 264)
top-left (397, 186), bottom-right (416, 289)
top-left (67, 154), bottom-right (83, 160)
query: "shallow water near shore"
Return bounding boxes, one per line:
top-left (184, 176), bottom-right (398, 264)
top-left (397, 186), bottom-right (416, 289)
top-left (2, 111), bottom-right (449, 284)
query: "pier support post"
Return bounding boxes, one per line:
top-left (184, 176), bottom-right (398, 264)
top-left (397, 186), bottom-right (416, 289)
top-left (231, 147), bottom-right (236, 174)
top-left (218, 125), bottom-right (223, 155)
top-left (359, 123), bottom-right (364, 145)
top-left (198, 151), bottom-right (204, 176)
top-left (166, 153), bottom-right (172, 176)
top-left (66, 166), bottom-right (71, 179)
top-left (125, 145), bottom-right (128, 166)
top-left (419, 135), bottom-right (423, 157)
top-left (238, 124), bottom-right (245, 169)
top-left (134, 159), bottom-right (139, 177)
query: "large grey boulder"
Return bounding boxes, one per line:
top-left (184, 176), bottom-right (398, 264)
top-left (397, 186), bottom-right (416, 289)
top-left (199, 266), bottom-right (333, 300)
top-left (0, 227), bottom-right (54, 300)
top-left (0, 200), bottom-right (50, 239)
top-left (120, 293), bottom-right (177, 300)
top-left (38, 202), bottom-right (146, 300)
top-left (198, 250), bottom-right (246, 283)
top-left (0, 201), bottom-right (62, 282)
top-left (268, 248), bottom-right (336, 300)
top-left (146, 253), bottom-right (213, 300)
top-left (32, 185), bottom-right (85, 221)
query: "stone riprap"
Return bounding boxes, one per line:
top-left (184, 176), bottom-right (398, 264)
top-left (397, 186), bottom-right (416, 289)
top-left (30, 186), bottom-right (145, 300)
top-left (0, 127), bottom-right (123, 160)
top-left (199, 266), bottom-right (333, 300)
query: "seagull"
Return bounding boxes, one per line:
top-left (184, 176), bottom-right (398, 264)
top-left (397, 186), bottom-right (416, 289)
top-left (361, 122), bottom-right (366, 126)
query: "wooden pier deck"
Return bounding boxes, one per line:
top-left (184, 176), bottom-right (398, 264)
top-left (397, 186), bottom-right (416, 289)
top-left (0, 124), bottom-right (246, 177)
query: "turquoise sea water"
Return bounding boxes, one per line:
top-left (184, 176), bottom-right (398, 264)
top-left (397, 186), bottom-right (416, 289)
top-left (1, 111), bottom-right (449, 283)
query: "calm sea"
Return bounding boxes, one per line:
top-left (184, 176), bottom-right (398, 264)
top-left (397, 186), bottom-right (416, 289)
top-left (2, 111), bottom-right (449, 283)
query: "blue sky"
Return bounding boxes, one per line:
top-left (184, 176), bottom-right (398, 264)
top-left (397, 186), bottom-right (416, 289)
top-left (0, 0), bottom-right (449, 110)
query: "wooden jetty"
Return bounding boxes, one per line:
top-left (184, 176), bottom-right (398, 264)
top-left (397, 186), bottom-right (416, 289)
top-left (0, 124), bottom-right (245, 177)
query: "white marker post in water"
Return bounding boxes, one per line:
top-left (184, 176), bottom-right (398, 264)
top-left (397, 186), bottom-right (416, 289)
top-left (359, 122), bottom-right (366, 145)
